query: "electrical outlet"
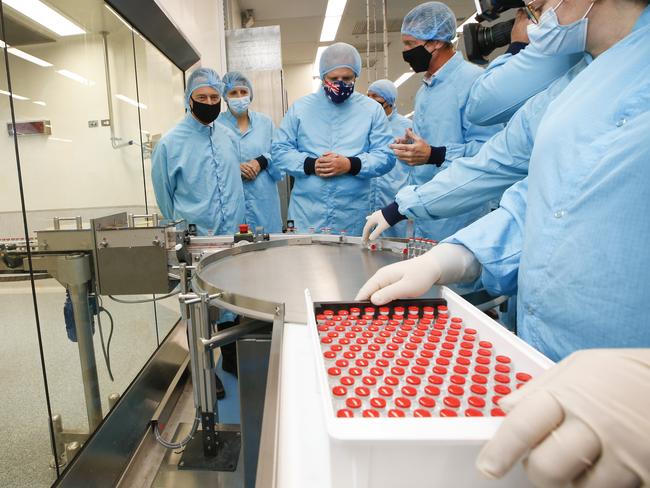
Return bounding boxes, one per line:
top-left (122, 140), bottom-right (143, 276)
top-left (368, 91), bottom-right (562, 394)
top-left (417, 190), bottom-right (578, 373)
top-left (101, 119), bottom-right (111, 127)
top-left (88, 120), bottom-right (99, 128)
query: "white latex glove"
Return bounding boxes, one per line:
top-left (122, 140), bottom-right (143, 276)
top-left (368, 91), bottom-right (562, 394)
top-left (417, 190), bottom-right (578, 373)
top-left (355, 243), bottom-right (481, 305)
top-left (362, 210), bottom-right (391, 242)
top-left (476, 349), bottom-right (650, 488)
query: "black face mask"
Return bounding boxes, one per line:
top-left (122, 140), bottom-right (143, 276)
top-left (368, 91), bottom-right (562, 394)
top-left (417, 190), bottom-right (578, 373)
top-left (190, 98), bottom-right (221, 124)
top-left (402, 44), bottom-right (433, 73)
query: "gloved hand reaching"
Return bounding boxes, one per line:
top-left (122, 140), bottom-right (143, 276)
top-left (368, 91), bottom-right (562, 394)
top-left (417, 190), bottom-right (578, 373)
top-left (476, 348), bottom-right (650, 488)
top-left (362, 210), bottom-right (391, 242)
top-left (355, 243), bottom-right (481, 305)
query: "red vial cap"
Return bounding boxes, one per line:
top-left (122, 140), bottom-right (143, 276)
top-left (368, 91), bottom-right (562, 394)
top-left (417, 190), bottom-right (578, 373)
top-left (405, 343), bottom-right (418, 351)
top-left (416, 357), bottom-right (430, 367)
top-left (495, 364), bottom-right (511, 374)
top-left (468, 396), bottom-right (486, 408)
top-left (378, 386), bottom-right (394, 397)
top-left (462, 334), bottom-right (476, 341)
top-left (386, 343), bottom-right (399, 351)
top-left (370, 367), bottom-right (384, 376)
top-left (448, 385), bottom-right (464, 396)
top-left (391, 367), bottom-right (405, 376)
top-left (362, 409), bottom-right (380, 418)
top-left (349, 367), bottom-right (363, 376)
top-left (385, 376), bottom-right (399, 386)
top-left (365, 307), bottom-right (375, 314)
top-left (363, 351), bottom-right (376, 359)
top-left (409, 336), bottom-right (423, 344)
top-left (447, 329), bottom-right (460, 336)
top-left (394, 306), bottom-right (405, 313)
top-left (350, 308), bottom-right (361, 314)
top-left (318, 325), bottom-right (329, 332)
top-left (495, 355), bottom-right (511, 364)
top-left (453, 365), bottom-right (469, 375)
top-left (516, 372), bottom-right (533, 382)
top-left (491, 408), bottom-right (506, 417)
top-left (406, 375), bottom-right (421, 385)
top-left (478, 348), bottom-right (492, 357)
top-left (420, 350), bottom-right (434, 359)
top-left (369, 344), bottom-right (380, 351)
top-left (346, 398), bottom-right (362, 409)
top-left (460, 341), bottom-right (474, 349)
top-left (472, 374), bottom-right (488, 385)
top-left (450, 375), bottom-right (466, 385)
top-left (341, 376), bottom-right (355, 386)
top-left (414, 409), bottom-right (432, 418)
top-left (339, 310), bottom-right (350, 316)
top-left (355, 359), bottom-right (369, 368)
top-left (476, 356), bottom-right (491, 365)
top-left (321, 337), bottom-right (333, 344)
top-left (494, 374), bottom-right (511, 384)
top-left (396, 358), bottom-right (410, 367)
top-left (411, 366), bottom-right (426, 375)
top-left (395, 397), bottom-right (411, 408)
top-left (494, 385), bottom-right (512, 395)
top-left (423, 343), bottom-right (437, 351)
top-left (492, 395), bottom-right (502, 406)
top-left (419, 397), bottom-right (436, 408)
top-left (432, 366), bottom-right (447, 375)
top-left (335, 359), bottom-right (349, 368)
top-left (370, 398), bottom-right (387, 409)
top-left (470, 384), bottom-right (487, 395)
top-left (362, 376), bottom-right (377, 386)
top-left (355, 386), bottom-right (370, 396)
top-left (479, 341), bottom-right (493, 348)
top-left (428, 375), bottom-right (444, 385)
top-left (425, 385), bottom-right (441, 396)
top-left (401, 350), bottom-right (415, 358)
top-left (337, 409), bottom-right (354, 418)
top-left (324, 351), bottom-right (336, 359)
top-left (350, 345), bottom-right (362, 352)
top-left (376, 359), bottom-right (389, 368)
top-left (335, 325), bottom-right (346, 332)
top-left (464, 328), bottom-right (477, 334)
top-left (451, 317), bottom-right (463, 323)
top-left (442, 342), bottom-right (455, 350)
top-left (388, 409), bottom-right (406, 417)
top-left (332, 386), bottom-right (347, 397)
top-left (338, 338), bottom-right (350, 345)
top-left (465, 408), bottom-right (484, 417)
top-left (401, 386), bottom-right (417, 397)
top-left (439, 350), bottom-right (453, 358)
top-left (459, 349), bottom-right (472, 357)
top-left (440, 408), bottom-right (458, 417)
top-left (475, 365), bottom-right (490, 375)
top-left (456, 357), bottom-right (471, 367)
top-left (443, 396), bottom-right (461, 408)
top-left (357, 319), bottom-right (368, 326)
top-left (328, 367), bottom-right (341, 376)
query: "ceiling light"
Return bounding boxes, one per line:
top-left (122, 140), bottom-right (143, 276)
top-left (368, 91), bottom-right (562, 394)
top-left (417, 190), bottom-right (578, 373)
top-left (457, 13), bottom-right (478, 33)
top-left (0, 89), bottom-right (29, 101)
top-left (394, 71), bottom-right (415, 88)
top-left (312, 45), bottom-right (329, 77)
top-left (7, 47), bottom-right (52, 67)
top-left (3, 0), bottom-right (85, 36)
top-left (115, 94), bottom-right (147, 110)
top-left (57, 69), bottom-right (95, 86)
top-left (33, 100), bottom-right (47, 106)
top-left (320, 0), bottom-right (347, 42)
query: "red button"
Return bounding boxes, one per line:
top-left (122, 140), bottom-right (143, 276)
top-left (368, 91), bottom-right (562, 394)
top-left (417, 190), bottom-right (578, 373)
top-left (495, 385), bottom-right (512, 395)
top-left (355, 359), bottom-right (369, 367)
top-left (465, 408), bottom-right (484, 417)
top-left (337, 409), bottom-right (354, 418)
top-left (385, 376), bottom-right (399, 386)
top-left (450, 375), bottom-right (466, 385)
top-left (414, 409), bottom-right (432, 417)
top-left (495, 355), bottom-right (511, 364)
top-left (494, 374), bottom-right (511, 384)
top-left (324, 351), bottom-right (336, 359)
top-left (379, 386), bottom-right (394, 397)
top-left (406, 375), bottom-right (421, 385)
top-left (491, 408), bottom-right (506, 417)
top-left (335, 359), bottom-right (349, 368)
top-left (448, 385), bottom-right (464, 396)
top-left (472, 374), bottom-right (488, 384)
top-left (419, 397), bottom-right (436, 408)
top-left (388, 409), bottom-right (405, 417)
top-left (475, 365), bottom-right (490, 375)
top-left (328, 367), bottom-right (341, 376)
top-left (332, 386), bottom-right (347, 396)
top-left (440, 408), bottom-right (458, 417)
top-left (355, 386), bottom-right (370, 396)
top-left (432, 366), bottom-right (447, 375)
top-left (471, 384), bottom-right (487, 395)
top-left (425, 385), bottom-right (440, 396)
top-left (454, 365), bottom-right (469, 375)
top-left (395, 397), bottom-right (411, 408)
top-left (349, 368), bottom-right (363, 376)
top-left (476, 356), bottom-right (490, 365)
top-left (376, 359), bottom-right (389, 368)
top-left (341, 376), bottom-right (355, 386)
top-left (346, 398), bottom-right (362, 409)
top-left (468, 396), bottom-right (486, 408)
top-left (370, 398), bottom-right (386, 408)
top-left (428, 375), bottom-right (444, 385)
top-left (401, 386), bottom-right (417, 396)
top-left (443, 396), bottom-right (461, 408)
top-left (496, 364), bottom-right (510, 373)
top-left (411, 366), bottom-right (426, 375)
top-left (362, 376), bottom-right (377, 386)
top-left (516, 372), bottom-right (532, 382)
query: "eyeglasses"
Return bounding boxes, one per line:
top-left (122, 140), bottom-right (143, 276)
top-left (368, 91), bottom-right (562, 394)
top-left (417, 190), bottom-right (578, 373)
top-left (524, 1), bottom-right (542, 24)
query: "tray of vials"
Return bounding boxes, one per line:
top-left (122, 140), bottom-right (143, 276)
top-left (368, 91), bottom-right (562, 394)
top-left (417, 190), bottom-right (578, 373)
top-left (305, 286), bottom-right (553, 487)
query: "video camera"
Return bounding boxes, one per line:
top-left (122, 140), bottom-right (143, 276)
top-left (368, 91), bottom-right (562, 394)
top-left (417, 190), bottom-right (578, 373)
top-left (463, 0), bottom-right (525, 64)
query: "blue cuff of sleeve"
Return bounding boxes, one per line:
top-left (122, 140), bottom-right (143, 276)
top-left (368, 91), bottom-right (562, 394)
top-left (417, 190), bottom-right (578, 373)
top-left (426, 146), bottom-right (446, 166)
top-left (255, 155), bottom-right (269, 171)
top-left (506, 42), bottom-right (528, 56)
top-left (381, 202), bottom-right (407, 226)
top-left (304, 157), bottom-right (316, 175)
top-left (348, 156), bottom-right (362, 175)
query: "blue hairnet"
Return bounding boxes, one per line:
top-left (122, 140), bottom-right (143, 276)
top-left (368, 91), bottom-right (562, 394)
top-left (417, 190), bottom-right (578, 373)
top-left (185, 68), bottom-right (224, 108)
top-left (368, 79), bottom-right (398, 107)
top-left (319, 42), bottom-right (362, 79)
top-left (401, 2), bottom-right (456, 42)
top-left (223, 71), bottom-right (254, 101)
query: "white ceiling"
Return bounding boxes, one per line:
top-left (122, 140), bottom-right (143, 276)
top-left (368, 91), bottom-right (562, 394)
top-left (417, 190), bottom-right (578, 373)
top-left (238, 0), bottom-right (479, 115)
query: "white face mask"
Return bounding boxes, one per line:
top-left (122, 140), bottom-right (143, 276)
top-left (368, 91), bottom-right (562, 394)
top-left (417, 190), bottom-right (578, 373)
top-left (527, 0), bottom-right (595, 55)
top-left (227, 95), bottom-right (251, 115)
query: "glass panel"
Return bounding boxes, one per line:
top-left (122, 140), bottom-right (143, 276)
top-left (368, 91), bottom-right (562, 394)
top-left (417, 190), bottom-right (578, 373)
top-left (132, 31), bottom-right (185, 341)
top-left (0, 8), bottom-right (59, 487)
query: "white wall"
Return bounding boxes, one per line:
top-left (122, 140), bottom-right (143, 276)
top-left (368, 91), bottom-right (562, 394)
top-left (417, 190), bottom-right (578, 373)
top-left (283, 62), bottom-right (315, 107)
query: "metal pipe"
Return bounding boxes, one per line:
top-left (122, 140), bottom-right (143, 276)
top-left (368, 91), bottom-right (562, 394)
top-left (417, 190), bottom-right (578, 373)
top-left (68, 281), bottom-right (103, 430)
top-left (382, 0), bottom-right (389, 79)
top-left (100, 31), bottom-right (133, 150)
top-left (180, 264), bottom-right (203, 413)
top-left (198, 293), bottom-right (217, 415)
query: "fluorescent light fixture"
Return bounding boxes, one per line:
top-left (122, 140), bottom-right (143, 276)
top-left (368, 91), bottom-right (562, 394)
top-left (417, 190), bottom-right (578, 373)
top-left (394, 71), bottom-right (415, 88)
top-left (7, 47), bottom-right (52, 67)
top-left (115, 94), bottom-right (147, 110)
top-left (57, 69), bottom-right (95, 86)
top-left (312, 45), bottom-right (329, 77)
top-left (0, 89), bottom-right (29, 101)
top-left (320, 0), bottom-right (347, 42)
top-left (404, 111), bottom-right (414, 118)
top-left (457, 13), bottom-right (478, 33)
top-left (33, 100), bottom-right (47, 106)
top-left (3, 0), bottom-right (85, 36)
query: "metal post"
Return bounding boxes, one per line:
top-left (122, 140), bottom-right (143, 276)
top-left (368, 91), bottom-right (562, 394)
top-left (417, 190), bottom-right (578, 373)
top-left (75, 216), bottom-right (82, 229)
top-left (53, 217), bottom-right (60, 230)
top-left (68, 281), bottom-right (103, 430)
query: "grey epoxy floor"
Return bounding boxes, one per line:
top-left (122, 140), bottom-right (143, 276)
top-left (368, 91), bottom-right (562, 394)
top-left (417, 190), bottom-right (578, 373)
top-left (0, 278), bottom-right (180, 488)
